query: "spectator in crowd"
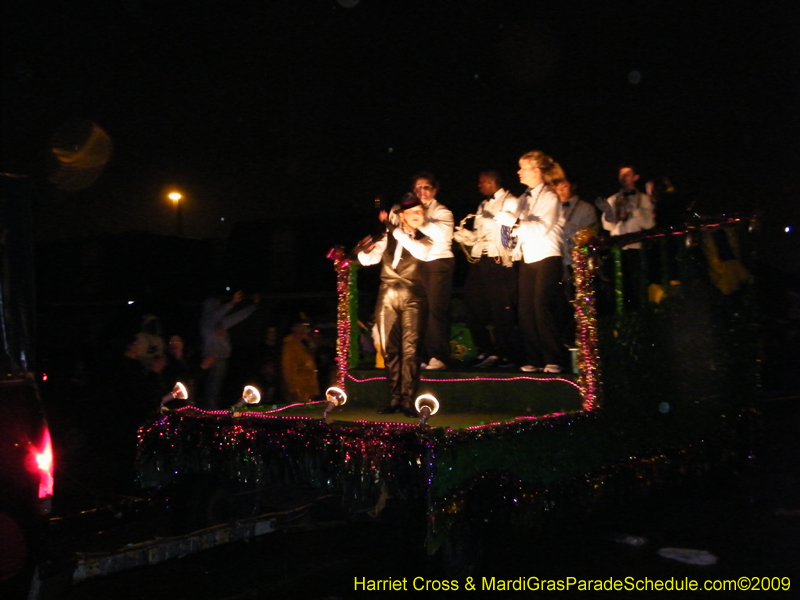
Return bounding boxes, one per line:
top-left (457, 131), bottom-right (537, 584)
top-left (281, 320), bottom-right (320, 403)
top-left (200, 290), bottom-right (259, 408)
top-left (102, 332), bottom-right (164, 464)
top-left (161, 333), bottom-right (212, 402)
top-left (134, 313), bottom-right (165, 372)
top-left (253, 325), bottom-right (282, 405)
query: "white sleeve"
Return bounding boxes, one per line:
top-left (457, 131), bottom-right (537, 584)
top-left (494, 211), bottom-right (517, 227)
top-left (392, 228), bottom-right (432, 261)
top-left (357, 236), bottom-right (387, 266)
top-left (600, 196), bottom-right (617, 231)
top-left (417, 204), bottom-right (454, 244)
top-left (497, 194), bottom-right (518, 216)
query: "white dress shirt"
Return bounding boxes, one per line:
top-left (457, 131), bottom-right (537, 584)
top-left (454, 189), bottom-right (519, 265)
top-left (505, 183), bottom-right (562, 264)
top-left (417, 199), bottom-right (454, 260)
top-left (357, 226), bottom-right (431, 267)
top-left (387, 198), bottom-right (454, 261)
top-left (601, 190), bottom-right (655, 249)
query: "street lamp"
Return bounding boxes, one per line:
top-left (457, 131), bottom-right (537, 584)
top-left (168, 191), bottom-right (184, 236)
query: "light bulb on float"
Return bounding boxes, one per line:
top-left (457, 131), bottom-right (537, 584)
top-left (323, 386), bottom-right (347, 419)
top-left (233, 385), bottom-right (261, 410)
top-left (414, 394), bottom-right (439, 426)
top-left (161, 381), bottom-right (189, 409)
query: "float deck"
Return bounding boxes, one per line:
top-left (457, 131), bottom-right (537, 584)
top-left (265, 367), bottom-right (584, 428)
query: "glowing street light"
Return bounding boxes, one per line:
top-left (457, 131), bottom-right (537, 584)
top-left (168, 191), bottom-right (184, 236)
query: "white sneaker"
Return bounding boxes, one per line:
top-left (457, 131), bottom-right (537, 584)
top-left (543, 364), bottom-right (563, 373)
top-left (474, 355), bottom-right (498, 368)
top-left (469, 353), bottom-right (488, 367)
top-left (425, 357), bottom-right (447, 370)
top-left (520, 365), bottom-right (542, 373)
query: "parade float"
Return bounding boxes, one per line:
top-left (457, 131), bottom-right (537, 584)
top-left (134, 215), bottom-right (760, 556)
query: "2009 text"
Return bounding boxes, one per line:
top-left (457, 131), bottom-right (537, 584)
top-left (353, 575), bottom-right (792, 593)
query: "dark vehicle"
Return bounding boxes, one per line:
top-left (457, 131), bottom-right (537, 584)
top-left (0, 175), bottom-right (54, 599)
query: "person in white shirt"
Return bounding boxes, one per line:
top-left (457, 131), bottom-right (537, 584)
top-left (358, 194), bottom-right (432, 416)
top-left (597, 165), bottom-right (656, 246)
top-left (453, 170), bottom-right (518, 368)
top-left (410, 172), bottom-right (455, 371)
top-left (495, 151), bottom-right (566, 374)
top-left (595, 164), bottom-right (656, 308)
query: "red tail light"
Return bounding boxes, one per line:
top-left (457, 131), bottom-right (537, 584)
top-left (34, 427), bottom-right (54, 499)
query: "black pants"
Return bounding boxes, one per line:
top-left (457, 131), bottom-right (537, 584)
top-left (420, 257), bottom-right (454, 363)
top-left (518, 256), bottom-right (565, 367)
top-left (465, 256), bottom-right (517, 359)
top-left (375, 282), bottom-right (425, 407)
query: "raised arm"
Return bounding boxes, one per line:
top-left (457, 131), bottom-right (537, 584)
top-left (392, 228), bottom-right (432, 261)
top-left (357, 234), bottom-right (388, 266)
top-left (417, 203), bottom-right (454, 245)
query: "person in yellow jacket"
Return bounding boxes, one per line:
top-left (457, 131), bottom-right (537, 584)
top-left (281, 321), bottom-right (319, 403)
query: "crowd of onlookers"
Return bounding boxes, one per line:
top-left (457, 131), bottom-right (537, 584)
top-left (108, 300), bottom-right (336, 435)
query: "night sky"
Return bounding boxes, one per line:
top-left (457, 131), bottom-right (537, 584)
top-left (2, 0), bottom-right (798, 270)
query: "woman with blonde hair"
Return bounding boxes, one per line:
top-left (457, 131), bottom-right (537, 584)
top-left (496, 150), bottom-right (566, 373)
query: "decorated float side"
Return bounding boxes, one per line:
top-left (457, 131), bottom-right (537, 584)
top-left (135, 215), bottom-right (760, 552)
